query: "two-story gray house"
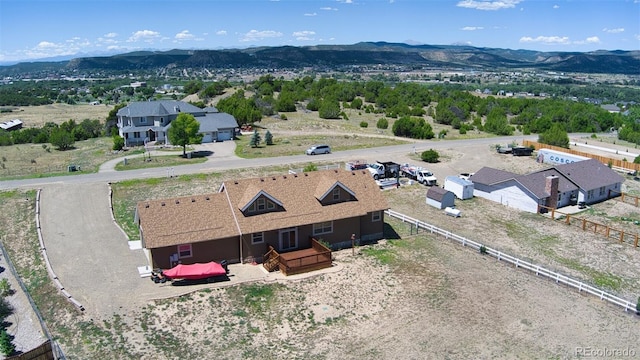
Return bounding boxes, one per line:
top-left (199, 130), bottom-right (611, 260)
top-left (116, 100), bottom-right (238, 146)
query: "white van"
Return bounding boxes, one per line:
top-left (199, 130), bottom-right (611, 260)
top-left (306, 144), bottom-right (331, 155)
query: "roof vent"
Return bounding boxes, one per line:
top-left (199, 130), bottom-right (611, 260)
top-left (234, 181), bottom-right (238, 185)
top-left (260, 178), bottom-right (264, 182)
top-left (145, 204), bottom-right (149, 208)
top-left (334, 169), bottom-right (338, 173)
top-left (272, 177), bottom-right (276, 180)
top-left (294, 174), bottom-right (298, 177)
top-left (161, 202), bottom-right (165, 206)
top-left (283, 175), bottom-right (287, 179)
top-left (352, 172), bottom-right (355, 175)
top-left (191, 198), bottom-right (196, 202)
top-left (304, 173), bottom-right (309, 176)
top-left (205, 196), bottom-right (210, 200)
top-left (175, 200), bottom-right (180, 204)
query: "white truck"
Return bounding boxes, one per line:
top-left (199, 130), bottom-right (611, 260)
top-left (400, 164), bottom-right (438, 186)
top-left (367, 161), bottom-right (400, 180)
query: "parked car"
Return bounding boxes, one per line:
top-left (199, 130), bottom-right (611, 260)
top-left (306, 144), bottom-right (331, 155)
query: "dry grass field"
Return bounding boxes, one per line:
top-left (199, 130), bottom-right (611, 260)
top-left (0, 103), bottom-right (111, 128)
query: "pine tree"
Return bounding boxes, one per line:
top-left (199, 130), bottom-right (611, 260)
top-left (265, 130), bottom-right (273, 145)
top-left (249, 129), bottom-right (261, 148)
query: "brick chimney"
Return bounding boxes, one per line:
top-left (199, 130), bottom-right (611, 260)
top-left (545, 175), bottom-right (559, 209)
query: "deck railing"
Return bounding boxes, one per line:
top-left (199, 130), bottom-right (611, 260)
top-left (385, 209), bottom-right (638, 314)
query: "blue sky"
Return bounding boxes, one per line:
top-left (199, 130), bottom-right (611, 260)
top-left (0, 0), bottom-right (638, 63)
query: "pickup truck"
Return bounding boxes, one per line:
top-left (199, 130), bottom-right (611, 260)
top-left (367, 161), bottom-right (400, 180)
top-left (400, 164), bottom-right (437, 186)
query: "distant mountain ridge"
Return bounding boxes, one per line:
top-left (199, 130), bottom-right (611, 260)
top-left (2, 42), bottom-right (639, 76)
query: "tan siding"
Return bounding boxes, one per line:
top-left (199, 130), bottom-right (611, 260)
top-left (151, 237), bottom-right (240, 269)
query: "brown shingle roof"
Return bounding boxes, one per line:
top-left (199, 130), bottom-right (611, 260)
top-left (426, 186), bottom-right (452, 202)
top-left (225, 169), bottom-right (387, 234)
top-left (515, 169), bottom-right (579, 199)
top-left (137, 193), bottom-right (240, 249)
top-left (137, 169), bottom-right (388, 248)
top-left (469, 167), bottom-right (517, 186)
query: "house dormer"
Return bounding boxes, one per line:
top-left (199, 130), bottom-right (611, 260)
top-left (314, 177), bottom-right (356, 205)
top-left (239, 185), bottom-right (284, 216)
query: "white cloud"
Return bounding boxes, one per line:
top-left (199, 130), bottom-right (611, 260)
top-left (293, 30), bottom-right (316, 41)
top-left (519, 35), bottom-right (570, 45)
top-left (603, 28), bottom-right (624, 34)
top-left (574, 36), bottom-right (601, 45)
top-left (216, 30), bottom-right (227, 36)
top-left (320, 7), bottom-right (337, 11)
top-left (304, 12), bottom-right (317, 16)
top-left (175, 30), bottom-right (194, 40)
top-left (337, 0), bottom-right (353, 3)
top-left (103, 32), bottom-right (118, 38)
top-left (553, 4), bottom-right (559, 9)
top-left (128, 30), bottom-right (161, 43)
top-left (456, 0), bottom-right (522, 11)
top-left (240, 30), bottom-right (283, 42)
top-left (461, 26), bottom-right (484, 31)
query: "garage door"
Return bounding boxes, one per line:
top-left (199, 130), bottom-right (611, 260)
top-left (201, 133), bottom-right (213, 143)
top-left (217, 129), bottom-right (232, 141)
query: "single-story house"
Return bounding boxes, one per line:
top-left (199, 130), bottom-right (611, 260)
top-left (426, 187), bottom-right (455, 210)
top-left (444, 176), bottom-right (474, 200)
top-left (117, 101), bottom-right (238, 146)
top-left (136, 169), bottom-right (389, 269)
top-left (471, 158), bottom-right (623, 213)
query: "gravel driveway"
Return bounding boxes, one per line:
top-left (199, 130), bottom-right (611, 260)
top-left (38, 182), bottom-right (158, 317)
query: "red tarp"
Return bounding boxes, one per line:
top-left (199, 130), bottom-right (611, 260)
top-left (162, 262), bottom-right (226, 280)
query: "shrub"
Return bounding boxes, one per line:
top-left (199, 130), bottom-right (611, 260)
top-left (421, 149), bottom-right (439, 163)
top-left (0, 279), bottom-right (11, 297)
top-left (280, 113), bottom-right (287, 120)
top-left (480, 245), bottom-right (487, 254)
top-left (113, 135), bottom-right (125, 151)
top-left (265, 130), bottom-right (273, 145)
top-left (359, 121), bottom-right (368, 128)
top-left (0, 328), bottom-right (14, 356)
top-left (303, 163), bottom-right (318, 172)
top-left (376, 118), bottom-right (388, 129)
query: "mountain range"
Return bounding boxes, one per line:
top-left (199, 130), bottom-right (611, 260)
top-left (1, 42), bottom-right (639, 76)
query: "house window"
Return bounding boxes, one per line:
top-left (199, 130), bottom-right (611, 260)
top-left (177, 244), bottom-right (192, 259)
top-left (134, 132), bottom-right (140, 138)
top-left (587, 190), bottom-right (594, 200)
top-left (257, 198), bottom-right (266, 211)
top-left (267, 201), bottom-right (275, 210)
top-left (599, 186), bottom-right (605, 196)
top-left (557, 193), bottom-right (561, 201)
top-left (140, 117), bottom-right (147, 124)
top-left (252, 232), bottom-right (264, 245)
top-left (313, 221), bottom-right (333, 235)
top-left (372, 211), bottom-right (382, 222)
top-left (333, 188), bottom-right (340, 200)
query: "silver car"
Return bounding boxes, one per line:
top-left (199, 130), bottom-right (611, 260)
top-left (306, 144), bottom-right (331, 155)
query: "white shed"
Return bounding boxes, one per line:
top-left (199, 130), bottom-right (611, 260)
top-left (426, 187), bottom-right (455, 209)
top-left (444, 176), bottom-right (474, 200)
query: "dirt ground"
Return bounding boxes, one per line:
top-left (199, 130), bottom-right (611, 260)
top-left (0, 103), bottom-right (111, 128)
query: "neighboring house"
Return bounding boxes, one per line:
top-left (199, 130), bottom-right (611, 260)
top-left (471, 158), bottom-right (623, 213)
top-left (601, 104), bottom-right (621, 113)
top-left (426, 187), bottom-right (455, 210)
top-left (136, 169), bottom-right (389, 269)
top-left (116, 100), bottom-right (238, 146)
top-left (0, 119), bottom-right (23, 131)
top-left (444, 176), bottom-right (474, 200)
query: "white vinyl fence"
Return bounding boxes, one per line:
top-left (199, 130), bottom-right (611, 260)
top-left (385, 209), bottom-right (638, 314)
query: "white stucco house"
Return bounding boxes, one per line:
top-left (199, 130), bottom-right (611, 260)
top-left (116, 100), bottom-right (238, 146)
top-left (470, 159), bottom-right (623, 213)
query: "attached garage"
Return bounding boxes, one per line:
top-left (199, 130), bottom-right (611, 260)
top-left (202, 133), bottom-right (213, 143)
top-left (217, 129), bottom-right (233, 141)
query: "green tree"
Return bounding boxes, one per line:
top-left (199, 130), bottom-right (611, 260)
top-left (250, 129), bottom-right (262, 148)
top-left (303, 163), bottom-right (318, 172)
top-left (538, 123), bottom-right (570, 148)
top-left (168, 113), bottom-right (203, 157)
top-left (49, 128), bottom-right (75, 150)
top-left (265, 130), bottom-right (273, 145)
top-left (421, 149), bottom-right (440, 163)
top-left (318, 98), bottom-right (341, 119)
top-left (376, 118), bottom-right (389, 129)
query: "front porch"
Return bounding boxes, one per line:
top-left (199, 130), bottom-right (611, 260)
top-left (263, 238), bottom-right (332, 276)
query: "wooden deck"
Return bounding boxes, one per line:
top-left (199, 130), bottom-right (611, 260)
top-left (263, 239), bottom-right (333, 276)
